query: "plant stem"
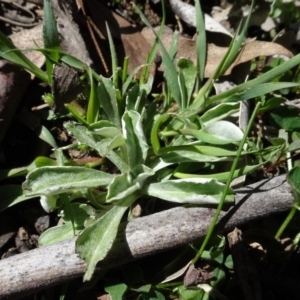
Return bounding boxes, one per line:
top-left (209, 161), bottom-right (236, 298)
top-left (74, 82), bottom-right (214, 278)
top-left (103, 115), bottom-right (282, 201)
top-left (275, 204), bottom-right (298, 239)
top-left (191, 101), bottom-right (262, 264)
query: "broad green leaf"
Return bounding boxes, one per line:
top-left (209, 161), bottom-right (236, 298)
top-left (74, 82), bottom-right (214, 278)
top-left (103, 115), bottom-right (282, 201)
top-left (61, 203), bottom-right (89, 228)
top-left (38, 223), bottom-right (81, 246)
top-left (178, 285), bottom-right (204, 300)
top-left (183, 121), bottom-right (243, 145)
top-left (37, 125), bottom-right (58, 148)
top-left (23, 166), bottom-right (114, 196)
top-left (76, 194), bottom-right (138, 281)
top-left (40, 194), bottom-right (58, 212)
top-left (0, 167), bottom-right (28, 181)
top-left (269, 105), bottom-right (300, 131)
top-left (0, 185), bottom-right (36, 212)
top-left (107, 173), bottom-right (140, 202)
top-left (138, 290), bottom-right (165, 300)
top-left (122, 111), bottom-right (148, 169)
top-left (145, 178), bottom-right (234, 204)
top-left (105, 282), bottom-right (128, 300)
top-left (98, 77), bottom-right (121, 128)
top-left (289, 140), bottom-right (300, 152)
top-left (287, 167), bottom-right (300, 195)
top-left (107, 165), bottom-right (153, 202)
top-left (258, 97), bottom-right (285, 113)
top-left (101, 136), bottom-right (126, 154)
top-left (199, 102), bottom-right (239, 126)
top-left (91, 127), bottom-right (121, 139)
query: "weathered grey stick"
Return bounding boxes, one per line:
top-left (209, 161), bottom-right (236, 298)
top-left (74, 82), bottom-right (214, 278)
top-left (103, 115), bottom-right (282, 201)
top-left (0, 175), bottom-right (293, 299)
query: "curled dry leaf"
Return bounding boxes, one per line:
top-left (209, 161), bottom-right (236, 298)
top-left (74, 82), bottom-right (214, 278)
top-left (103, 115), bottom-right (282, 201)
top-left (141, 28), bottom-right (294, 78)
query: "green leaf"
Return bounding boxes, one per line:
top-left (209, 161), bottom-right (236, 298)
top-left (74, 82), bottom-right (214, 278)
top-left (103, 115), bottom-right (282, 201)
top-left (195, 0), bottom-right (206, 82)
top-left (133, 3), bottom-right (182, 106)
top-left (287, 166), bottom-right (300, 195)
top-left (43, 0), bottom-right (60, 80)
top-left (106, 22), bottom-right (119, 87)
top-left (222, 82), bottom-right (300, 103)
top-left (107, 173), bottom-right (140, 202)
top-left (23, 166), bottom-right (114, 196)
top-left (207, 53), bottom-right (300, 106)
top-left (145, 178), bottom-right (234, 204)
top-left (0, 31), bottom-right (48, 82)
top-left (37, 125), bottom-right (58, 148)
top-left (98, 77), bottom-right (121, 129)
top-left (39, 223), bottom-right (81, 246)
top-left (107, 165), bottom-right (153, 202)
top-left (269, 105), bottom-right (300, 131)
top-left (86, 68), bottom-right (100, 124)
top-left (76, 194), bottom-right (138, 281)
top-left (183, 121), bottom-right (243, 145)
top-left (65, 122), bottom-right (129, 173)
top-left (199, 102), bottom-right (239, 126)
top-left (177, 58), bottom-right (196, 108)
top-left (61, 203), bottom-right (89, 228)
top-left (105, 282), bottom-right (128, 300)
top-left (174, 164), bottom-right (262, 182)
top-left (89, 121), bottom-right (121, 138)
top-left (43, 0), bottom-right (60, 53)
top-left (137, 290), bottom-right (165, 300)
top-left (0, 185), bottom-right (36, 212)
top-left (122, 111), bottom-right (148, 169)
top-left (289, 140), bottom-right (300, 152)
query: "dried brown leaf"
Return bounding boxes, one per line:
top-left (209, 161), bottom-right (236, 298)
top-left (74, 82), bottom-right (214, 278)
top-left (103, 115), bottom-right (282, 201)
top-left (141, 28), bottom-right (293, 78)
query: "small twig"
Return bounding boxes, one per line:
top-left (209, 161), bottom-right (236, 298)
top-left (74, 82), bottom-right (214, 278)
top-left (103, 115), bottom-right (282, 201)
top-left (0, 174), bottom-right (293, 299)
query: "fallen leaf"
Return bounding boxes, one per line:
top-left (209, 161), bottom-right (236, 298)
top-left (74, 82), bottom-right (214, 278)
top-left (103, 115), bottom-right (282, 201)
top-left (141, 28), bottom-right (293, 78)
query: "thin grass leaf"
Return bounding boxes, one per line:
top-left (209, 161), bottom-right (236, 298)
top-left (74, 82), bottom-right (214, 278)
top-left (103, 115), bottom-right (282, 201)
top-left (195, 0), bottom-right (206, 82)
top-left (106, 22), bottom-right (118, 87)
top-left (43, 0), bottom-right (60, 82)
top-left (133, 2), bottom-right (182, 106)
top-left (188, 0), bottom-right (254, 113)
top-left (173, 164), bottom-right (262, 181)
top-left (0, 31), bottom-right (48, 82)
top-left (138, 0), bottom-right (166, 84)
top-left (207, 54), bottom-right (300, 105)
top-left (86, 68), bottom-right (100, 124)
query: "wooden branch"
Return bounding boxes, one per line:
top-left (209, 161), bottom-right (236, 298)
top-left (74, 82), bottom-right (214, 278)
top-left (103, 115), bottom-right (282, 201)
top-left (0, 175), bottom-right (293, 299)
